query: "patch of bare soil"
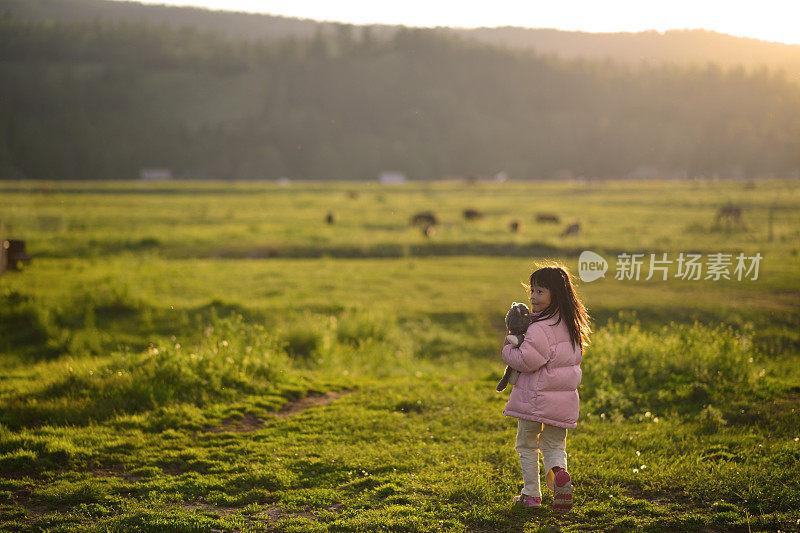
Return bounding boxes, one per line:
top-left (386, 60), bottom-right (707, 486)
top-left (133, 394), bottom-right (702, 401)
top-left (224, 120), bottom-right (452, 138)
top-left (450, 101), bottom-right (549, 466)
top-left (181, 501), bottom-right (344, 529)
top-left (86, 463), bottom-right (130, 478)
top-left (276, 390), bottom-right (350, 417)
top-left (203, 412), bottom-right (267, 434)
top-left (622, 488), bottom-right (684, 507)
top-left (254, 503), bottom-right (344, 524)
top-left (203, 390), bottom-right (353, 433)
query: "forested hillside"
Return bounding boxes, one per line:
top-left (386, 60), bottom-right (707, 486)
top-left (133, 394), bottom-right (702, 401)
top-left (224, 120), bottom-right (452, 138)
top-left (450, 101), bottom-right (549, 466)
top-left (457, 28), bottom-right (800, 84)
top-left (5, 0), bottom-right (800, 80)
top-left (0, 0), bottom-right (343, 41)
top-left (1, 15), bottom-right (799, 180)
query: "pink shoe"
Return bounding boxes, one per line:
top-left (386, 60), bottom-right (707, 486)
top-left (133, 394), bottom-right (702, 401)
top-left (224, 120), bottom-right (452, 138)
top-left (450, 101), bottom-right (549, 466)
top-left (513, 493), bottom-right (542, 508)
top-left (552, 470), bottom-right (573, 513)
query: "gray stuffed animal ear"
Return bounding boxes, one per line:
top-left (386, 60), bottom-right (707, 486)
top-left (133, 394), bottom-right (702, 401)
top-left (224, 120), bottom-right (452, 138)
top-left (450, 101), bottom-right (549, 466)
top-left (513, 302), bottom-right (531, 316)
top-left (505, 302), bottom-right (532, 336)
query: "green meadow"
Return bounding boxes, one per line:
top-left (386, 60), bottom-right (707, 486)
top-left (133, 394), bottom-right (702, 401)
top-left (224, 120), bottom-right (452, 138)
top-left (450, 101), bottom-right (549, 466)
top-left (1, 179), bottom-right (799, 532)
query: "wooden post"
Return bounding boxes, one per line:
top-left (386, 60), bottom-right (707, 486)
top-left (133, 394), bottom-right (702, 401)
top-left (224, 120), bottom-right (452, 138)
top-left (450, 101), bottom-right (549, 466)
top-left (0, 221), bottom-right (5, 277)
top-left (768, 204), bottom-right (775, 242)
top-left (0, 241), bottom-right (6, 277)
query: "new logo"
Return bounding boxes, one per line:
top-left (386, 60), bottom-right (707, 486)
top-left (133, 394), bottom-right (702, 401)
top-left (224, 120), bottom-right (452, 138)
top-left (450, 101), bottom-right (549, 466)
top-left (579, 251), bottom-right (608, 282)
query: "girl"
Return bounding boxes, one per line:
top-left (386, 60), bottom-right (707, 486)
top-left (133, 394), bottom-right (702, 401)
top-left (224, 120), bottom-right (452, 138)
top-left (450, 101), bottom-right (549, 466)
top-left (501, 264), bottom-right (591, 511)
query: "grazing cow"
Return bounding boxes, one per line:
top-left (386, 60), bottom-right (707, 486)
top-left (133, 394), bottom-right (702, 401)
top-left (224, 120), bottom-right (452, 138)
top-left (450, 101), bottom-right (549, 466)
top-left (715, 203), bottom-right (745, 230)
top-left (509, 220), bottom-right (521, 233)
top-left (347, 190), bottom-right (360, 199)
top-left (536, 213), bottom-right (560, 224)
top-left (463, 208), bottom-right (484, 221)
top-left (410, 211), bottom-right (438, 227)
top-left (561, 222), bottom-right (580, 238)
top-left (422, 224), bottom-right (436, 238)
top-left (325, 212), bottom-right (336, 225)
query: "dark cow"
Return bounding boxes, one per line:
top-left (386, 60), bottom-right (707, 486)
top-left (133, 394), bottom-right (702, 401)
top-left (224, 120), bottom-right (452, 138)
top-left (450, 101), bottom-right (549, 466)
top-left (537, 213), bottom-right (560, 224)
top-left (411, 211), bottom-right (438, 227)
top-left (715, 203), bottom-right (745, 230)
top-left (463, 209), bottom-right (484, 221)
top-left (561, 222), bottom-right (580, 238)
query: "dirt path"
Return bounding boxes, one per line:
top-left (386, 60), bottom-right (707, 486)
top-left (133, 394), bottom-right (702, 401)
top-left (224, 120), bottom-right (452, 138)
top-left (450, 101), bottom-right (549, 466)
top-left (203, 390), bottom-right (354, 433)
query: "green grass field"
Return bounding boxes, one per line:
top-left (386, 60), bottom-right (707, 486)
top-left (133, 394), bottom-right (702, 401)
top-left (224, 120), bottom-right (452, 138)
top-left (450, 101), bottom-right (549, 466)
top-left (1, 179), bottom-right (799, 532)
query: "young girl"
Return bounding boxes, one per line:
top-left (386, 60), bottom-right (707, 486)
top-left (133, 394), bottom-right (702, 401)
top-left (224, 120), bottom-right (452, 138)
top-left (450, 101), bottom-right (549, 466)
top-left (501, 264), bottom-right (591, 511)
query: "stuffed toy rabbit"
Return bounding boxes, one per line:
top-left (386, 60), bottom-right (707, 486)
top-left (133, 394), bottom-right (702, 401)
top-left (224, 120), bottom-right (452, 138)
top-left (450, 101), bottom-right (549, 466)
top-left (496, 302), bottom-right (533, 392)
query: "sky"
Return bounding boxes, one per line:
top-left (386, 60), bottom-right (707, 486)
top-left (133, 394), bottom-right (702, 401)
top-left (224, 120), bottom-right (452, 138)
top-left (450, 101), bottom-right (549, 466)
top-left (122, 0), bottom-right (800, 46)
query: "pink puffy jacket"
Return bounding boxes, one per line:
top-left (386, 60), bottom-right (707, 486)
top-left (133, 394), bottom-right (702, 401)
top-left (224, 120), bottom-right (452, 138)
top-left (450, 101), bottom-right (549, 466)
top-left (501, 313), bottom-right (583, 429)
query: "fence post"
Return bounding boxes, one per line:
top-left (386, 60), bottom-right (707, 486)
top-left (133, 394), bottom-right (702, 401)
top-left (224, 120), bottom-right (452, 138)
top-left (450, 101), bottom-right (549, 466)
top-left (0, 221), bottom-right (6, 276)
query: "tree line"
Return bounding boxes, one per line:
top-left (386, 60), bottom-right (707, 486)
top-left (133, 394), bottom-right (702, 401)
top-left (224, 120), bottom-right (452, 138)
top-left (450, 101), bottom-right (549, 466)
top-left (1, 16), bottom-right (799, 181)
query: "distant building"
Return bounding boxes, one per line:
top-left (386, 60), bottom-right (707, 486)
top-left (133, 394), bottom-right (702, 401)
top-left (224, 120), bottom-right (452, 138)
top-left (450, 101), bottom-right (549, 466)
top-left (627, 166), bottom-right (661, 180)
top-left (494, 171), bottom-right (509, 183)
top-left (725, 165), bottom-right (746, 180)
top-left (554, 169), bottom-right (574, 181)
top-left (139, 168), bottom-right (173, 181)
top-left (379, 172), bottom-right (407, 185)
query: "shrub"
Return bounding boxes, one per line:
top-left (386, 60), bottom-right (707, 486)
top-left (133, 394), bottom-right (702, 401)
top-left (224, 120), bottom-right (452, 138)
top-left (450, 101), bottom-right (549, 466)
top-left (281, 326), bottom-right (321, 359)
top-left (582, 320), bottom-right (756, 417)
top-left (697, 404), bottom-right (727, 434)
top-left (2, 315), bottom-right (291, 427)
top-left (335, 310), bottom-right (396, 346)
top-left (0, 290), bottom-right (62, 359)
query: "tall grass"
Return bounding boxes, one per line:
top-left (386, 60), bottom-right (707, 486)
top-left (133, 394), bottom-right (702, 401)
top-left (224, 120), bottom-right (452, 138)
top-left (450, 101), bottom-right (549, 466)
top-left (0, 302), bottom-right (493, 429)
top-left (0, 180), bottom-right (798, 531)
top-left (582, 318), bottom-right (758, 418)
top-left (1, 314), bottom-right (291, 428)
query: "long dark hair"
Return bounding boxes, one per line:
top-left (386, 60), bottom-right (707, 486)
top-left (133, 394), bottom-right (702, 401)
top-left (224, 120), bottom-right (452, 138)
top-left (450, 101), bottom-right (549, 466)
top-left (523, 263), bottom-right (591, 348)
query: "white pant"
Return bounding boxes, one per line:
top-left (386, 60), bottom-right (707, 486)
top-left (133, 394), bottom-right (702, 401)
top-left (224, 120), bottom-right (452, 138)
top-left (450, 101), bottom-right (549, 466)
top-left (515, 419), bottom-right (568, 497)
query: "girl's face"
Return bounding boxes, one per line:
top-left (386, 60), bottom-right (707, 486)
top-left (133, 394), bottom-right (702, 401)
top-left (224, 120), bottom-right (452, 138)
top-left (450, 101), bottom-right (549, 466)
top-left (529, 284), bottom-right (552, 313)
